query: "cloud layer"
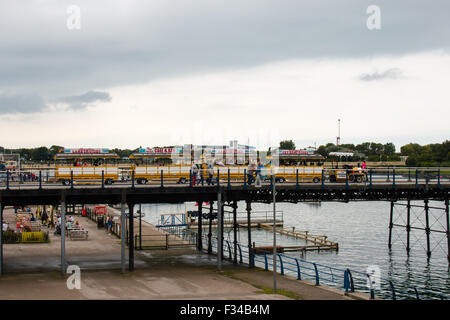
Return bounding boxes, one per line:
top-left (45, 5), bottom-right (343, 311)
top-left (56, 91), bottom-right (112, 110)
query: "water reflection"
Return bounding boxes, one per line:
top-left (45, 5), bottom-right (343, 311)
top-left (141, 201), bottom-right (450, 299)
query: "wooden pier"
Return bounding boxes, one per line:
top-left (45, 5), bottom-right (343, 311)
top-left (257, 223), bottom-right (339, 253)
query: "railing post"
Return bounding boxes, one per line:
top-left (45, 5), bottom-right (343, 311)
top-left (408, 168), bottom-right (411, 182)
top-left (414, 287), bottom-right (420, 300)
top-left (415, 169), bottom-right (418, 188)
top-left (244, 169), bottom-right (247, 190)
top-left (313, 263), bottom-right (320, 286)
top-left (264, 252), bottom-right (268, 270)
top-left (344, 269), bottom-right (354, 293)
top-left (345, 170), bottom-right (349, 190)
top-left (131, 170), bottom-right (135, 189)
top-left (39, 171), bottom-right (42, 189)
top-left (189, 170), bottom-right (192, 187)
top-left (277, 254), bottom-right (284, 275)
top-left (344, 269), bottom-right (349, 293)
top-left (389, 280), bottom-right (396, 300)
top-left (101, 170), bottom-right (104, 189)
top-left (6, 170), bottom-right (9, 190)
top-left (226, 240), bottom-right (232, 260)
top-left (161, 170), bottom-right (163, 188)
top-left (438, 169), bottom-right (441, 188)
top-left (217, 169), bottom-right (220, 187)
top-left (369, 169), bottom-right (373, 188)
top-left (166, 234), bottom-right (169, 250)
top-left (237, 243), bottom-right (243, 263)
top-left (296, 169), bottom-right (299, 190)
top-left (70, 170), bottom-right (74, 189)
top-left (386, 167), bottom-right (390, 182)
top-left (392, 169), bottom-right (396, 189)
top-left (295, 258), bottom-right (301, 280)
top-left (227, 168), bottom-right (231, 189)
top-left (321, 170), bottom-right (324, 189)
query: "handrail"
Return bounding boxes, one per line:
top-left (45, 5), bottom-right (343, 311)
top-left (176, 230), bottom-right (449, 300)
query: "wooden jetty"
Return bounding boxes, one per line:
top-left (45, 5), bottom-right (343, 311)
top-left (257, 223), bottom-right (339, 252)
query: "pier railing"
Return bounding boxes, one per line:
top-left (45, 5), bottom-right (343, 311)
top-left (168, 228), bottom-right (449, 300)
top-left (1, 167), bottom-right (450, 190)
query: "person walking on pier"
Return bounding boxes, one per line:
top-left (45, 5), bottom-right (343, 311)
top-left (192, 163), bottom-right (198, 185)
top-left (206, 162), bottom-right (214, 185)
top-left (247, 162), bottom-right (256, 185)
top-left (361, 160), bottom-right (367, 171)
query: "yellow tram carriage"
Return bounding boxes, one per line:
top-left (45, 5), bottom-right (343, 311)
top-left (54, 148), bottom-right (120, 185)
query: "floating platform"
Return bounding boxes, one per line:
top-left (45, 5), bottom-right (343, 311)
top-left (257, 223), bottom-right (339, 252)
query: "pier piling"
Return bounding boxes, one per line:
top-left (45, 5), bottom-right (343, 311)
top-left (388, 201), bottom-right (394, 250)
top-left (424, 200), bottom-right (431, 258)
top-left (61, 194), bottom-right (66, 275)
top-left (128, 203), bottom-right (134, 272)
top-left (246, 199), bottom-right (253, 268)
top-left (121, 190), bottom-right (126, 274)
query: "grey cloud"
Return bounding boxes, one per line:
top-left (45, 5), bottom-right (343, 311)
top-left (0, 92), bottom-right (47, 114)
top-left (359, 68), bottom-right (403, 81)
top-left (56, 91), bottom-right (112, 110)
top-left (0, 1), bottom-right (449, 99)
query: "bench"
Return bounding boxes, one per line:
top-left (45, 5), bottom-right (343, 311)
top-left (68, 228), bottom-right (89, 240)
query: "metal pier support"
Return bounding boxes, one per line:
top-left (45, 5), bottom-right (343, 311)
top-left (61, 194), bottom-right (66, 275)
top-left (128, 203), bottom-right (135, 271)
top-left (388, 201), bottom-right (394, 250)
top-left (139, 203), bottom-right (142, 250)
top-left (445, 198), bottom-right (450, 264)
top-left (233, 200), bottom-right (238, 264)
top-left (424, 200), bottom-right (431, 258)
top-left (246, 199), bottom-right (253, 268)
top-left (217, 192), bottom-right (223, 271)
top-left (208, 202), bottom-right (213, 254)
top-left (197, 201), bottom-right (203, 251)
top-left (406, 200), bottom-right (411, 254)
top-left (121, 190), bottom-right (126, 274)
top-left (0, 201), bottom-right (3, 276)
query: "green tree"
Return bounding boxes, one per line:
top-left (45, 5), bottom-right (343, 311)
top-left (279, 140), bottom-right (296, 150)
top-left (31, 147), bottom-right (50, 161)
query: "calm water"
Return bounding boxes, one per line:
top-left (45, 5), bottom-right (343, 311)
top-left (141, 200), bottom-right (450, 299)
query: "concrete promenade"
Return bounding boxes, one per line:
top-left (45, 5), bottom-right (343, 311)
top-left (0, 207), bottom-right (358, 300)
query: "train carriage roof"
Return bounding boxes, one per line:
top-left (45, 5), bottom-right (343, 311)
top-left (54, 148), bottom-right (119, 159)
top-left (129, 147), bottom-right (183, 159)
top-left (278, 149), bottom-right (325, 160)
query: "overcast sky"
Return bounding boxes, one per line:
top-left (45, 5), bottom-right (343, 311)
top-left (0, 0), bottom-right (449, 150)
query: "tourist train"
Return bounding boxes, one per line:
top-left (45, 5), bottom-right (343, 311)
top-left (53, 143), bottom-right (329, 185)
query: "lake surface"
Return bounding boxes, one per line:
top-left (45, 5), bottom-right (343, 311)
top-left (140, 200), bottom-right (450, 300)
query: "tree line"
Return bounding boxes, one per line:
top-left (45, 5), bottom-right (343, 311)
top-left (1, 140), bottom-right (449, 167)
top-left (279, 139), bottom-right (450, 166)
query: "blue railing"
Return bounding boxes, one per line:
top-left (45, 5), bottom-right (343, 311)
top-left (170, 228), bottom-right (449, 300)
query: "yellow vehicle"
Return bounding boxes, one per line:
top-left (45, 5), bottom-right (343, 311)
top-left (272, 149), bottom-right (325, 183)
top-left (54, 148), bottom-right (120, 185)
top-left (5, 161), bottom-right (18, 170)
top-left (129, 147), bottom-right (188, 184)
top-left (326, 152), bottom-right (367, 183)
top-left (130, 146), bottom-right (324, 185)
top-left (130, 146), bottom-right (258, 184)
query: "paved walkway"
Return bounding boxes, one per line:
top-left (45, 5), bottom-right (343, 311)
top-left (0, 207), bottom-right (360, 300)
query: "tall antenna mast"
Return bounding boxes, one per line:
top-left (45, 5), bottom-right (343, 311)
top-left (336, 119), bottom-right (341, 147)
